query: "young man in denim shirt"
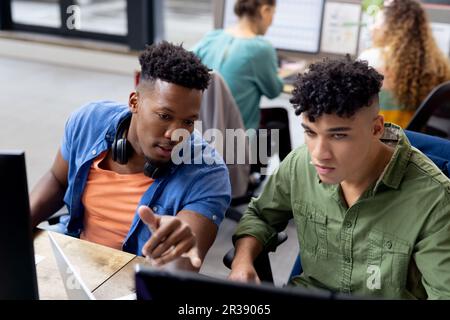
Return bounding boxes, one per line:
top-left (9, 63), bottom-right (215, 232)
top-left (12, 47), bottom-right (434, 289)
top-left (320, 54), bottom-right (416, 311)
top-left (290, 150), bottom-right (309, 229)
top-left (30, 42), bottom-right (231, 271)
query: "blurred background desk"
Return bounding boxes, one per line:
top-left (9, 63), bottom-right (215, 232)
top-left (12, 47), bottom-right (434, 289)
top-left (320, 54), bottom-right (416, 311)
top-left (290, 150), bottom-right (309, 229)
top-left (261, 93), bottom-right (304, 150)
top-left (34, 230), bottom-right (145, 300)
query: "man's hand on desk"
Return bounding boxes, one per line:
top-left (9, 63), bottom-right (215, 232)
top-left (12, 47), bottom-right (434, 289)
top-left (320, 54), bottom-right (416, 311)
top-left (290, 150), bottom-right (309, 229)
top-left (138, 205), bottom-right (202, 269)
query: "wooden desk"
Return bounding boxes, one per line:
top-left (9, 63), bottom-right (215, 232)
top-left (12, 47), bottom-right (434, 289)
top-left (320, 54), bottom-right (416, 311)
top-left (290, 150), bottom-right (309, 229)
top-left (34, 230), bottom-right (146, 300)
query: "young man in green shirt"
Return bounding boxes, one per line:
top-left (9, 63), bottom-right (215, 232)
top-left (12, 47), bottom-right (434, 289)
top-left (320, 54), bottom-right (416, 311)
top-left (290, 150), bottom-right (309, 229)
top-left (229, 57), bottom-right (450, 299)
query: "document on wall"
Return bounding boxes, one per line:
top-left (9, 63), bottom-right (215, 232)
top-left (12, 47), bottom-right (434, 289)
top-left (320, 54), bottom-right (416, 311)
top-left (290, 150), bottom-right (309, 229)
top-left (321, 1), bottom-right (362, 55)
top-left (358, 12), bottom-right (373, 55)
top-left (431, 22), bottom-right (450, 58)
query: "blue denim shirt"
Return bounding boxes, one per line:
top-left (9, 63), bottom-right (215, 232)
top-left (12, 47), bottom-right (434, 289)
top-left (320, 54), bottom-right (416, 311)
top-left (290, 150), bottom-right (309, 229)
top-left (60, 101), bottom-right (231, 255)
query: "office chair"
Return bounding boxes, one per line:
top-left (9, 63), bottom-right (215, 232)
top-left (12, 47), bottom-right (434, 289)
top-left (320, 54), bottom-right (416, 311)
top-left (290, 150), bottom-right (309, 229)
top-left (199, 72), bottom-right (251, 201)
top-left (198, 72), bottom-right (258, 222)
top-left (260, 108), bottom-right (292, 162)
top-left (406, 81), bottom-right (450, 139)
top-left (224, 130), bottom-right (450, 284)
top-left (223, 232), bottom-right (289, 283)
top-left (405, 130), bottom-right (450, 176)
top-left (199, 72), bottom-right (293, 221)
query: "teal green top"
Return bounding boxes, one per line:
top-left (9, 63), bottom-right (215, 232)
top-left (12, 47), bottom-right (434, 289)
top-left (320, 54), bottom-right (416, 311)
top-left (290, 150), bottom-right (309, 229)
top-left (378, 90), bottom-right (415, 128)
top-left (379, 89), bottom-right (398, 110)
top-left (192, 30), bottom-right (284, 130)
top-left (233, 124), bottom-right (450, 299)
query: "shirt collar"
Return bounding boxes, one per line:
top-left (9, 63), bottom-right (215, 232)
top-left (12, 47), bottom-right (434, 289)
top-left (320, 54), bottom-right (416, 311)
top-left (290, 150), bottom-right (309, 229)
top-left (373, 123), bottom-right (413, 193)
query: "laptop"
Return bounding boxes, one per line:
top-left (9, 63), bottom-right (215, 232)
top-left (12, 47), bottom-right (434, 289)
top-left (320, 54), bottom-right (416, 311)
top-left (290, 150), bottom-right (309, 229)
top-left (135, 265), bottom-right (337, 303)
top-left (0, 150), bottom-right (39, 300)
top-left (48, 232), bottom-right (137, 300)
top-left (48, 232), bottom-right (96, 300)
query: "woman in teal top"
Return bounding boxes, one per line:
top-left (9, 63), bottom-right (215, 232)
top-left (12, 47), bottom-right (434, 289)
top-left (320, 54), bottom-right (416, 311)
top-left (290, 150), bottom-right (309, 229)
top-left (192, 0), bottom-right (283, 130)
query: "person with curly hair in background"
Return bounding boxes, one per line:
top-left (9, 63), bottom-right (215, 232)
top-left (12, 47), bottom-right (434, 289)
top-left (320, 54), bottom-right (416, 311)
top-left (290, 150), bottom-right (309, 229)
top-left (229, 56), bottom-right (450, 299)
top-left (30, 41), bottom-right (231, 271)
top-left (359, 0), bottom-right (450, 128)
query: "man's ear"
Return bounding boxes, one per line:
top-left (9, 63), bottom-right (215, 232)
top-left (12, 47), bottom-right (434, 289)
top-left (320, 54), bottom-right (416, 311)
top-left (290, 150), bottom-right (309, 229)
top-left (129, 91), bottom-right (139, 113)
top-left (373, 114), bottom-right (385, 138)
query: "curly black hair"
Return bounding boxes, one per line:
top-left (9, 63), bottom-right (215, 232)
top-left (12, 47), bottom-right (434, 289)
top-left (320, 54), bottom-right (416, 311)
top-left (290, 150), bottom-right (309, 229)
top-left (138, 41), bottom-right (211, 91)
top-left (290, 56), bottom-right (384, 122)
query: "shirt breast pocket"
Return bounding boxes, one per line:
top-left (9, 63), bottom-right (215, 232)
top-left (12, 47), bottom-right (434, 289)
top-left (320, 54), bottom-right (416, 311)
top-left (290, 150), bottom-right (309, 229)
top-left (293, 201), bottom-right (328, 259)
top-left (367, 229), bottom-right (411, 291)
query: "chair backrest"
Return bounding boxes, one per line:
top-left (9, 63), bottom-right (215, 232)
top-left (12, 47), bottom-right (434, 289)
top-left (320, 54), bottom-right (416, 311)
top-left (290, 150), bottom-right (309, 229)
top-left (200, 71), bottom-right (251, 199)
top-left (405, 130), bottom-right (450, 177)
top-left (406, 81), bottom-right (450, 139)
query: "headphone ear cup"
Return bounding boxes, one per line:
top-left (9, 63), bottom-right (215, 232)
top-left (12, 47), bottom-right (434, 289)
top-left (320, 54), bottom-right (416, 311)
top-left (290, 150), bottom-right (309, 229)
top-left (111, 138), bottom-right (118, 162)
top-left (144, 160), bottom-right (171, 179)
top-left (116, 138), bottom-right (127, 164)
top-left (112, 114), bottom-right (132, 164)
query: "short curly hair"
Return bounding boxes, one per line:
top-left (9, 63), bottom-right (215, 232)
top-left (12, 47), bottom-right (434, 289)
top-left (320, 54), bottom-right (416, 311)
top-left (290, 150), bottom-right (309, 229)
top-left (290, 56), bottom-right (384, 122)
top-left (138, 41), bottom-right (211, 91)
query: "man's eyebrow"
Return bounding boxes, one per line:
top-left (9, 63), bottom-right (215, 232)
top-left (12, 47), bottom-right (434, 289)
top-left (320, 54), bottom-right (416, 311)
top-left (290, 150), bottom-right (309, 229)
top-left (327, 127), bottom-right (352, 133)
top-left (160, 107), bottom-right (174, 113)
top-left (301, 124), bottom-right (352, 132)
top-left (159, 107), bottom-right (198, 119)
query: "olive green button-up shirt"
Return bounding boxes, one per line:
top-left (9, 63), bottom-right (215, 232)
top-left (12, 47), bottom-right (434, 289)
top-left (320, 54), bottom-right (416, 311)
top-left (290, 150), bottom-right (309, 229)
top-left (234, 124), bottom-right (450, 299)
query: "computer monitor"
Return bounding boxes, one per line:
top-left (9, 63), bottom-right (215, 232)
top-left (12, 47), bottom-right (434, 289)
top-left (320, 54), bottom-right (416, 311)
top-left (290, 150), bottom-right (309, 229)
top-left (135, 265), bottom-right (338, 304)
top-left (222, 0), bottom-right (325, 53)
top-left (0, 150), bottom-right (39, 300)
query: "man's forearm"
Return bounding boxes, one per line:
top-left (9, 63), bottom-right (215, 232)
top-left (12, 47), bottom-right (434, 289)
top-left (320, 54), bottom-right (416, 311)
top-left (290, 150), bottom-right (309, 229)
top-left (30, 171), bottom-right (66, 228)
top-left (231, 236), bottom-right (264, 268)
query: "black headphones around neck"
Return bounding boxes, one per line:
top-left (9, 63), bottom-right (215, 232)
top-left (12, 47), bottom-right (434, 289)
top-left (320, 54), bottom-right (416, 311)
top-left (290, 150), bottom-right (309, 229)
top-left (111, 114), bottom-right (172, 179)
top-left (111, 114), bottom-right (132, 165)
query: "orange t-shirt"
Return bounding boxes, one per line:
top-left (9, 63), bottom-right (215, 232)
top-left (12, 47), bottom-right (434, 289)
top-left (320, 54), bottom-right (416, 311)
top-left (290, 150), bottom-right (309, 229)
top-left (80, 151), bottom-right (153, 250)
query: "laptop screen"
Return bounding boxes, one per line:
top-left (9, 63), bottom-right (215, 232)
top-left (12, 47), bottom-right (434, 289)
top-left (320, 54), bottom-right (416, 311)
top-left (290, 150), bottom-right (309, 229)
top-left (135, 264), bottom-right (334, 304)
top-left (48, 232), bottom-right (96, 300)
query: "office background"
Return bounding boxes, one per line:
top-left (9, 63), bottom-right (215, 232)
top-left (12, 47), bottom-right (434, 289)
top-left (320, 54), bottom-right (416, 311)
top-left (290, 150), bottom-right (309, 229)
top-left (1, 0), bottom-right (449, 285)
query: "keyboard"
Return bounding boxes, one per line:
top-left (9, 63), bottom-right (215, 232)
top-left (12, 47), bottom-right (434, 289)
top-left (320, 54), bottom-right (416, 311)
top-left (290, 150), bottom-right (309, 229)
top-left (283, 73), bottom-right (298, 85)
